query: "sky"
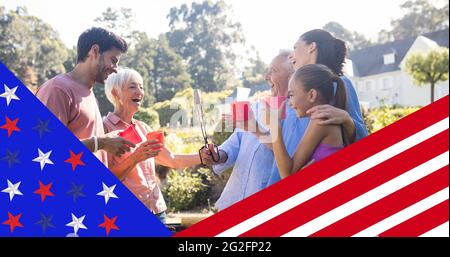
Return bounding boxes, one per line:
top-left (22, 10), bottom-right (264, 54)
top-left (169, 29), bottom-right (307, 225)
top-left (2, 0), bottom-right (446, 63)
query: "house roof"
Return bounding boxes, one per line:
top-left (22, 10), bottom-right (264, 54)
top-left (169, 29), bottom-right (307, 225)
top-left (349, 29), bottom-right (449, 77)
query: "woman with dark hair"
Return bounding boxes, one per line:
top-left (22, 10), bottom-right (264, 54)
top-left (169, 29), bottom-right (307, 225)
top-left (265, 29), bottom-right (368, 184)
top-left (292, 29), bottom-right (347, 75)
top-left (289, 29), bottom-right (367, 142)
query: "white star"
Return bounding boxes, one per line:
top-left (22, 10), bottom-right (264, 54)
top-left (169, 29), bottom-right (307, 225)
top-left (96, 182), bottom-right (119, 204)
top-left (66, 213), bottom-right (88, 235)
top-left (0, 84), bottom-right (20, 106)
top-left (1, 179), bottom-right (23, 201)
top-left (32, 148), bottom-right (54, 171)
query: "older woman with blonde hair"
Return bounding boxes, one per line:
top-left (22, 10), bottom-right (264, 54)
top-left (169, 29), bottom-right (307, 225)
top-left (103, 68), bottom-right (201, 224)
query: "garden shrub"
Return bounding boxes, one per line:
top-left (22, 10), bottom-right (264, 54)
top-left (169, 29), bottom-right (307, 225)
top-left (163, 169), bottom-right (209, 212)
top-left (363, 106), bottom-right (420, 134)
top-left (135, 107), bottom-right (160, 129)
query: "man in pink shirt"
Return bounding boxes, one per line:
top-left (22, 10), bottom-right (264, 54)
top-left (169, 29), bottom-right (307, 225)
top-left (36, 27), bottom-right (134, 165)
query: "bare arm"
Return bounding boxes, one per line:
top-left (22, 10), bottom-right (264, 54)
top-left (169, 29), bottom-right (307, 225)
top-left (307, 105), bottom-right (356, 142)
top-left (271, 123), bottom-right (292, 179)
top-left (109, 154), bottom-right (140, 181)
top-left (108, 140), bottom-right (161, 180)
top-left (289, 121), bottom-right (326, 174)
top-left (272, 120), bottom-right (325, 179)
top-left (343, 116), bottom-right (356, 142)
top-left (81, 137), bottom-right (97, 152)
top-left (155, 147), bottom-right (202, 169)
top-left (81, 135), bottom-right (135, 157)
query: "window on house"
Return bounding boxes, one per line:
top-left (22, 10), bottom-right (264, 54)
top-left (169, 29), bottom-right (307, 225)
top-left (365, 80), bottom-right (374, 91)
top-left (357, 81), bottom-right (365, 92)
top-left (382, 77), bottom-right (393, 90)
top-left (376, 82), bottom-right (383, 91)
top-left (383, 53), bottom-right (395, 65)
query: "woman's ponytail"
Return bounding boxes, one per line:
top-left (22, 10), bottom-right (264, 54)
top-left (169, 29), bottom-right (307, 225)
top-left (332, 75), bottom-right (350, 146)
top-left (332, 76), bottom-right (347, 111)
top-left (333, 38), bottom-right (347, 76)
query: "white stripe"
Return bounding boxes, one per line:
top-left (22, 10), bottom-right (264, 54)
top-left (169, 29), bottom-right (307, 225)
top-left (283, 153), bottom-right (449, 237)
top-left (217, 117), bottom-right (449, 237)
top-left (352, 187), bottom-right (449, 237)
top-left (419, 221), bottom-right (449, 237)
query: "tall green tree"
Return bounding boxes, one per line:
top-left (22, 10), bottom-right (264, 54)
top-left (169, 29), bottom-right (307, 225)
top-left (241, 49), bottom-right (267, 87)
top-left (388, 0), bottom-right (449, 41)
top-left (166, 0), bottom-right (245, 92)
top-left (120, 32), bottom-right (156, 106)
top-left (0, 6), bottom-right (68, 88)
top-left (93, 83), bottom-right (114, 115)
top-left (404, 47), bottom-right (449, 103)
top-left (63, 46), bottom-right (77, 72)
top-left (93, 7), bottom-right (145, 114)
top-left (121, 33), bottom-right (192, 104)
top-left (94, 7), bottom-right (141, 46)
top-left (377, 29), bottom-right (394, 44)
top-left (150, 34), bottom-right (192, 102)
top-left (94, 8), bottom-right (191, 106)
top-left (323, 21), bottom-right (373, 50)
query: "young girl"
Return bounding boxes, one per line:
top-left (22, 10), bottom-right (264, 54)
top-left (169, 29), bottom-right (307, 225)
top-left (269, 64), bottom-right (349, 179)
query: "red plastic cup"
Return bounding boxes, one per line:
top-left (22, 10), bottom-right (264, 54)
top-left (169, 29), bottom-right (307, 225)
top-left (264, 96), bottom-right (287, 119)
top-left (146, 131), bottom-right (165, 149)
top-left (118, 125), bottom-right (142, 144)
top-left (231, 101), bottom-right (252, 122)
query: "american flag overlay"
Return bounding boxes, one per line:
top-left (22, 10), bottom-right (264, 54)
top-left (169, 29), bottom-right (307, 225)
top-left (0, 62), bottom-right (171, 237)
top-left (176, 95), bottom-right (449, 237)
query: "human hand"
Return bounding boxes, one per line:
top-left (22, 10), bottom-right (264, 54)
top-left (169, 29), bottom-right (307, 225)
top-left (199, 144), bottom-right (220, 166)
top-left (99, 135), bottom-right (136, 157)
top-left (131, 139), bottom-right (162, 163)
top-left (306, 104), bottom-right (350, 125)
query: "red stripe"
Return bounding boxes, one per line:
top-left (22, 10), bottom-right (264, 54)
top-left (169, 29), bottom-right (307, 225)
top-left (311, 165), bottom-right (449, 236)
top-left (240, 130), bottom-right (449, 237)
top-left (378, 200), bottom-right (449, 237)
top-left (175, 96), bottom-right (449, 237)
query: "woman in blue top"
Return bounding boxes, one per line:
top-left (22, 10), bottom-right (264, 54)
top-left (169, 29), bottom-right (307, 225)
top-left (289, 29), bottom-right (367, 142)
top-left (264, 29), bottom-right (368, 183)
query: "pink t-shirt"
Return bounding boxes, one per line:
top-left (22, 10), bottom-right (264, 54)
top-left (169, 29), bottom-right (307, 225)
top-left (103, 112), bottom-right (167, 214)
top-left (36, 74), bottom-right (108, 165)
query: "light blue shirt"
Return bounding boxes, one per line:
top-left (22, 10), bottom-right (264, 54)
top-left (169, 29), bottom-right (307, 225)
top-left (266, 76), bottom-right (368, 186)
top-left (212, 101), bottom-right (275, 210)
